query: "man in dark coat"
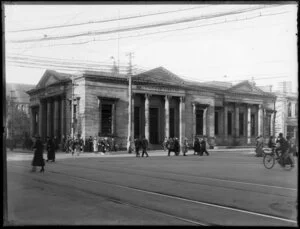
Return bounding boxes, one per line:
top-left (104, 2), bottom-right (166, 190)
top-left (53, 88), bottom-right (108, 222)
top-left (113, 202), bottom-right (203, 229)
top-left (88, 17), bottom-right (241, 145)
top-left (193, 137), bottom-right (201, 156)
top-left (141, 136), bottom-right (149, 157)
top-left (134, 138), bottom-right (141, 157)
top-left (53, 136), bottom-right (59, 151)
top-left (88, 136), bottom-right (93, 152)
top-left (167, 137), bottom-right (175, 156)
top-left (46, 137), bottom-right (55, 162)
top-left (200, 137), bottom-right (209, 156)
top-left (275, 133), bottom-right (288, 161)
top-left (31, 136), bottom-right (45, 172)
top-left (174, 137), bottom-right (180, 156)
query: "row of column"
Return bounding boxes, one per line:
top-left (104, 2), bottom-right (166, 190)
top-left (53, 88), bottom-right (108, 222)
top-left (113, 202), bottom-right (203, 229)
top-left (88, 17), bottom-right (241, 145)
top-left (224, 103), bottom-right (275, 144)
top-left (140, 94), bottom-right (185, 144)
top-left (36, 96), bottom-right (66, 140)
top-left (191, 102), bottom-right (276, 144)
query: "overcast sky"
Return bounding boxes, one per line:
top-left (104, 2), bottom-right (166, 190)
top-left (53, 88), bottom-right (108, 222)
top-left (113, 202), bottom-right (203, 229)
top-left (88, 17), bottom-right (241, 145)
top-left (4, 3), bottom-right (298, 92)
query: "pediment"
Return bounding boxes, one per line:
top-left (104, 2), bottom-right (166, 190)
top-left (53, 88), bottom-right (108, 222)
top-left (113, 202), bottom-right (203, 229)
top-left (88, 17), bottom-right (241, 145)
top-left (227, 80), bottom-right (266, 95)
top-left (133, 67), bottom-right (185, 86)
top-left (36, 70), bottom-right (68, 88)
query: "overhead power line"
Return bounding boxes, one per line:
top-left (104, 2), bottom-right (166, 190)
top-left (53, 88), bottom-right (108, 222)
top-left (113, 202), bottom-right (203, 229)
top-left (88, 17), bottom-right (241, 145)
top-left (7, 6), bottom-right (209, 33)
top-left (7, 55), bottom-right (129, 69)
top-left (8, 5), bottom-right (274, 44)
top-left (7, 53), bottom-right (124, 65)
top-left (8, 9), bottom-right (289, 49)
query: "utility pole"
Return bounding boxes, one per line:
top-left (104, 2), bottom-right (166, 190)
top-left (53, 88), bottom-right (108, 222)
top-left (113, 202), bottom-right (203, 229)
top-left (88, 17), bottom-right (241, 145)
top-left (127, 52), bottom-right (133, 153)
top-left (71, 76), bottom-right (79, 141)
top-left (71, 75), bottom-right (75, 141)
top-left (10, 90), bottom-right (16, 144)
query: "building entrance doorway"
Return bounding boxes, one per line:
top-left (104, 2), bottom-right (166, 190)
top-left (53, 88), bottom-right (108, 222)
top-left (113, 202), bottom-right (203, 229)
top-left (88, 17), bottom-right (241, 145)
top-left (149, 108), bottom-right (159, 144)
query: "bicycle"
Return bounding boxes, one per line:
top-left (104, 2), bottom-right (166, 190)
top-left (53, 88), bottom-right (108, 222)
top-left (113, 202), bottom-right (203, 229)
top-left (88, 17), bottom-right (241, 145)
top-left (263, 147), bottom-right (294, 170)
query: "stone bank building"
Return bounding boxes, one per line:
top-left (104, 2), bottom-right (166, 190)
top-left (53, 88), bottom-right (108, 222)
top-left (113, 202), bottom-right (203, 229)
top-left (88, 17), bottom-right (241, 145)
top-left (27, 67), bottom-right (277, 149)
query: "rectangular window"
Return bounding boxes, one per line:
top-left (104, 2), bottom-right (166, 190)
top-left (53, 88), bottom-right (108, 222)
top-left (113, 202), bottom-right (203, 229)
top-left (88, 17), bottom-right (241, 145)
top-left (228, 112), bottom-right (232, 135)
top-left (295, 103), bottom-right (298, 116)
top-left (239, 113), bottom-right (244, 136)
top-left (101, 104), bottom-right (112, 134)
top-left (214, 111), bottom-right (219, 135)
top-left (288, 102), bottom-right (292, 117)
top-left (134, 107), bottom-right (140, 138)
top-left (287, 126), bottom-right (295, 138)
top-left (251, 114), bottom-right (255, 136)
top-left (196, 108), bottom-right (203, 135)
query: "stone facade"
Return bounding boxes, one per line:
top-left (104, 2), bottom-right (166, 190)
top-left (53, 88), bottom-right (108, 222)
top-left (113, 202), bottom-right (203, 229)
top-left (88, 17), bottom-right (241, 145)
top-left (27, 67), bottom-right (277, 149)
top-left (274, 91), bottom-right (298, 139)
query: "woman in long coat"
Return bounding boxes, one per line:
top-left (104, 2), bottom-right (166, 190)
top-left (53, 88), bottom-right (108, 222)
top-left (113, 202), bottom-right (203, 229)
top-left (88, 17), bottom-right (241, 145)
top-left (193, 137), bottom-right (201, 156)
top-left (31, 136), bottom-right (45, 172)
top-left (46, 137), bottom-right (55, 162)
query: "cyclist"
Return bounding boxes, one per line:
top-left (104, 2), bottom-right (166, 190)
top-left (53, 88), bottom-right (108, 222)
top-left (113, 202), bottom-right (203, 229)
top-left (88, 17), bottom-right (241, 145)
top-left (275, 133), bottom-right (290, 167)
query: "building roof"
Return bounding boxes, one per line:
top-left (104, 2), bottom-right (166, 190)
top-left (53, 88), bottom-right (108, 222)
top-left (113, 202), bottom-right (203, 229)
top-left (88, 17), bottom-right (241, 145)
top-left (225, 80), bottom-right (276, 97)
top-left (29, 68), bottom-right (277, 98)
top-left (6, 83), bottom-right (35, 103)
top-left (133, 66), bottom-right (185, 86)
top-left (190, 81), bottom-right (233, 90)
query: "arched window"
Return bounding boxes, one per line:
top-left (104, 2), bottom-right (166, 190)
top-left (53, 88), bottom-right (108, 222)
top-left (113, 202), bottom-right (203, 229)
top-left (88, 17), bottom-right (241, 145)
top-left (288, 102), bottom-right (292, 117)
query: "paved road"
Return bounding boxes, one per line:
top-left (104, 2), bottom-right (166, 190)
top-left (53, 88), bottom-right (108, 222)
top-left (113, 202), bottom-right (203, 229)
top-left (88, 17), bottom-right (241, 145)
top-left (6, 149), bottom-right (298, 226)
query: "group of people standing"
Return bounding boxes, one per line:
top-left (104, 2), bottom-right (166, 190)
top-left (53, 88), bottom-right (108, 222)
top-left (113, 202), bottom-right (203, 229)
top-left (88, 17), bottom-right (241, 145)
top-left (63, 135), bottom-right (84, 156)
top-left (162, 136), bottom-right (209, 157)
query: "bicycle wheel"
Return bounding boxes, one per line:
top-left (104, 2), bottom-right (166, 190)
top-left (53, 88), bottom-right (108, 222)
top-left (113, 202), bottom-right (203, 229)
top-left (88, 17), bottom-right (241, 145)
top-left (263, 154), bottom-right (275, 169)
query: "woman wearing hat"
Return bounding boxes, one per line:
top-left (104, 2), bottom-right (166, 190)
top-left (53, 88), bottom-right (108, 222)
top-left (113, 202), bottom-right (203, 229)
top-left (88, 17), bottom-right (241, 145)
top-left (31, 136), bottom-right (45, 173)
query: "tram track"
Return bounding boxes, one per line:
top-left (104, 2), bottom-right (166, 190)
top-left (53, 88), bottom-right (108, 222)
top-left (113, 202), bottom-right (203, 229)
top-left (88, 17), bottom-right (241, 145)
top-left (9, 163), bottom-right (297, 226)
top-left (54, 160), bottom-right (297, 195)
top-left (8, 166), bottom-right (208, 226)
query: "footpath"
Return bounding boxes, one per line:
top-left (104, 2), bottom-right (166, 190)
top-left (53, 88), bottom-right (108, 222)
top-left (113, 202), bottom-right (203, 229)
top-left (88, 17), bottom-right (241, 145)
top-left (6, 147), bottom-right (256, 161)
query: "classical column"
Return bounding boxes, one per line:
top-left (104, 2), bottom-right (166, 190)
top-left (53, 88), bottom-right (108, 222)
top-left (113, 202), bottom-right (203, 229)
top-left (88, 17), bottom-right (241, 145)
top-left (39, 101), bottom-right (44, 138)
top-left (54, 98), bottom-right (59, 138)
top-left (60, 97), bottom-right (65, 139)
top-left (112, 103), bottom-right (116, 135)
top-left (257, 104), bottom-right (263, 137)
top-left (30, 107), bottom-right (34, 137)
top-left (65, 98), bottom-right (71, 137)
top-left (192, 103), bottom-right (196, 143)
top-left (235, 103), bottom-right (239, 138)
top-left (98, 98), bottom-right (102, 135)
top-left (165, 95), bottom-right (170, 139)
top-left (270, 112), bottom-right (274, 136)
top-left (144, 94), bottom-right (150, 141)
top-left (46, 99), bottom-right (52, 137)
top-left (247, 104), bottom-right (251, 144)
top-left (179, 97), bottom-right (185, 148)
top-left (224, 104), bottom-right (228, 141)
top-left (203, 107), bottom-right (207, 136)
